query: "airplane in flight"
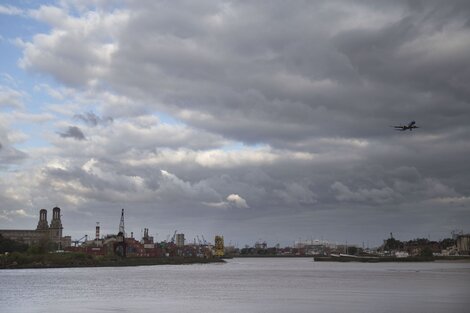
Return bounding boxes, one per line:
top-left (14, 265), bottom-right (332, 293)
top-left (392, 120), bottom-right (419, 131)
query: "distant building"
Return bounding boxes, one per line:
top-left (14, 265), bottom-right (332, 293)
top-left (141, 228), bottom-right (155, 248)
top-left (295, 239), bottom-right (331, 256)
top-left (395, 251), bottom-right (409, 258)
top-left (175, 233), bottom-right (185, 247)
top-left (214, 235), bottom-right (224, 257)
top-left (456, 234), bottom-right (470, 255)
top-left (0, 207), bottom-right (71, 249)
top-left (254, 241), bottom-right (267, 250)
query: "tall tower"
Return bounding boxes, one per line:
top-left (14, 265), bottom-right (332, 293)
top-left (118, 208), bottom-right (125, 236)
top-left (36, 209), bottom-right (49, 231)
top-left (49, 207), bottom-right (63, 241)
top-left (95, 222), bottom-right (100, 240)
top-left (114, 209), bottom-right (127, 257)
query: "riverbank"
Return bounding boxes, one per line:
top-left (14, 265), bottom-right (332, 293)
top-left (0, 252), bottom-right (224, 269)
top-left (313, 255), bottom-right (470, 262)
top-left (232, 255), bottom-right (313, 258)
top-left (232, 255), bottom-right (470, 262)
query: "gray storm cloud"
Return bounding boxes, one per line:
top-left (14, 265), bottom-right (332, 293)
top-left (58, 126), bottom-right (86, 140)
top-left (74, 112), bottom-right (113, 127)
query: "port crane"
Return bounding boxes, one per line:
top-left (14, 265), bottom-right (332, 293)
top-left (118, 208), bottom-right (125, 236)
top-left (114, 209), bottom-right (127, 257)
top-left (171, 230), bottom-right (177, 243)
top-left (72, 235), bottom-right (88, 247)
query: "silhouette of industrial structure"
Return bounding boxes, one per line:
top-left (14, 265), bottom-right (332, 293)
top-left (64, 209), bottom-right (224, 259)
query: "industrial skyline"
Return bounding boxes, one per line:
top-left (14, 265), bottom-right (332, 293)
top-left (1, 1), bottom-right (470, 247)
top-left (4, 207), bottom-right (467, 258)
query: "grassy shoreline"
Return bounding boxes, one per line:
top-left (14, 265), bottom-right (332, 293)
top-left (0, 252), bottom-right (225, 270)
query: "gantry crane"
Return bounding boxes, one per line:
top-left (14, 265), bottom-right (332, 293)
top-left (171, 230), bottom-right (177, 243)
top-left (72, 235), bottom-right (88, 247)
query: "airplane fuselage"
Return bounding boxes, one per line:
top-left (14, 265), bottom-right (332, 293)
top-left (393, 120), bottom-right (418, 131)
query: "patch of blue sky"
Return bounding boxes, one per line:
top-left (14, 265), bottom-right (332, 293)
top-left (154, 110), bottom-right (183, 126)
top-left (1, 1), bottom-right (55, 10)
top-left (66, 0), bottom-right (126, 17)
top-left (1, 77), bottom-right (60, 152)
top-left (13, 130), bottom-right (50, 150)
top-left (1, 68), bottom-right (62, 118)
top-left (0, 3), bottom-right (52, 41)
top-left (11, 117), bottom-right (54, 152)
top-left (1, 3), bottom-right (54, 112)
top-left (28, 77), bottom-right (65, 112)
top-left (7, 120), bottom-right (54, 154)
top-left (0, 32), bottom-right (26, 87)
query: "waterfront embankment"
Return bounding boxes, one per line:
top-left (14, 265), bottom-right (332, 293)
top-left (0, 252), bottom-right (224, 269)
top-left (313, 255), bottom-right (470, 262)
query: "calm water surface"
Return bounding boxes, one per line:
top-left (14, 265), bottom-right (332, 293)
top-left (1, 258), bottom-right (469, 313)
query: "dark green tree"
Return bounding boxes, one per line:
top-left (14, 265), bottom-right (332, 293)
top-left (383, 238), bottom-right (403, 251)
top-left (27, 237), bottom-right (55, 254)
top-left (347, 246), bottom-right (358, 255)
top-left (420, 247), bottom-right (434, 257)
top-left (0, 235), bottom-right (29, 253)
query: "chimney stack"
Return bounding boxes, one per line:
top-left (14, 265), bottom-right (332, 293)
top-left (95, 222), bottom-right (100, 240)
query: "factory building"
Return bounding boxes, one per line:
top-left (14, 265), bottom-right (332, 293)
top-left (176, 233), bottom-right (185, 247)
top-left (0, 207), bottom-right (71, 249)
top-left (456, 234), bottom-right (470, 255)
top-left (62, 209), bottom-right (220, 259)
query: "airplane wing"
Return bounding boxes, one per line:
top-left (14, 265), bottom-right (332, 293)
top-left (390, 122), bottom-right (419, 131)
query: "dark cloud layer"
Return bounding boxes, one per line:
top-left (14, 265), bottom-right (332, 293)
top-left (2, 0), bottom-right (470, 245)
top-left (74, 112), bottom-right (113, 127)
top-left (59, 126), bottom-right (86, 140)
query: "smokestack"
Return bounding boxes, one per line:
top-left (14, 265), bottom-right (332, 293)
top-left (96, 222), bottom-right (100, 240)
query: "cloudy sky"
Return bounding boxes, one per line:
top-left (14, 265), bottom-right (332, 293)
top-left (1, 0), bottom-right (469, 247)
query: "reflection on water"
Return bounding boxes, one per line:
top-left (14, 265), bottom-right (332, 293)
top-left (1, 258), bottom-right (470, 313)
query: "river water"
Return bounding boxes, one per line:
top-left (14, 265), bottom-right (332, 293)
top-left (1, 258), bottom-right (469, 313)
